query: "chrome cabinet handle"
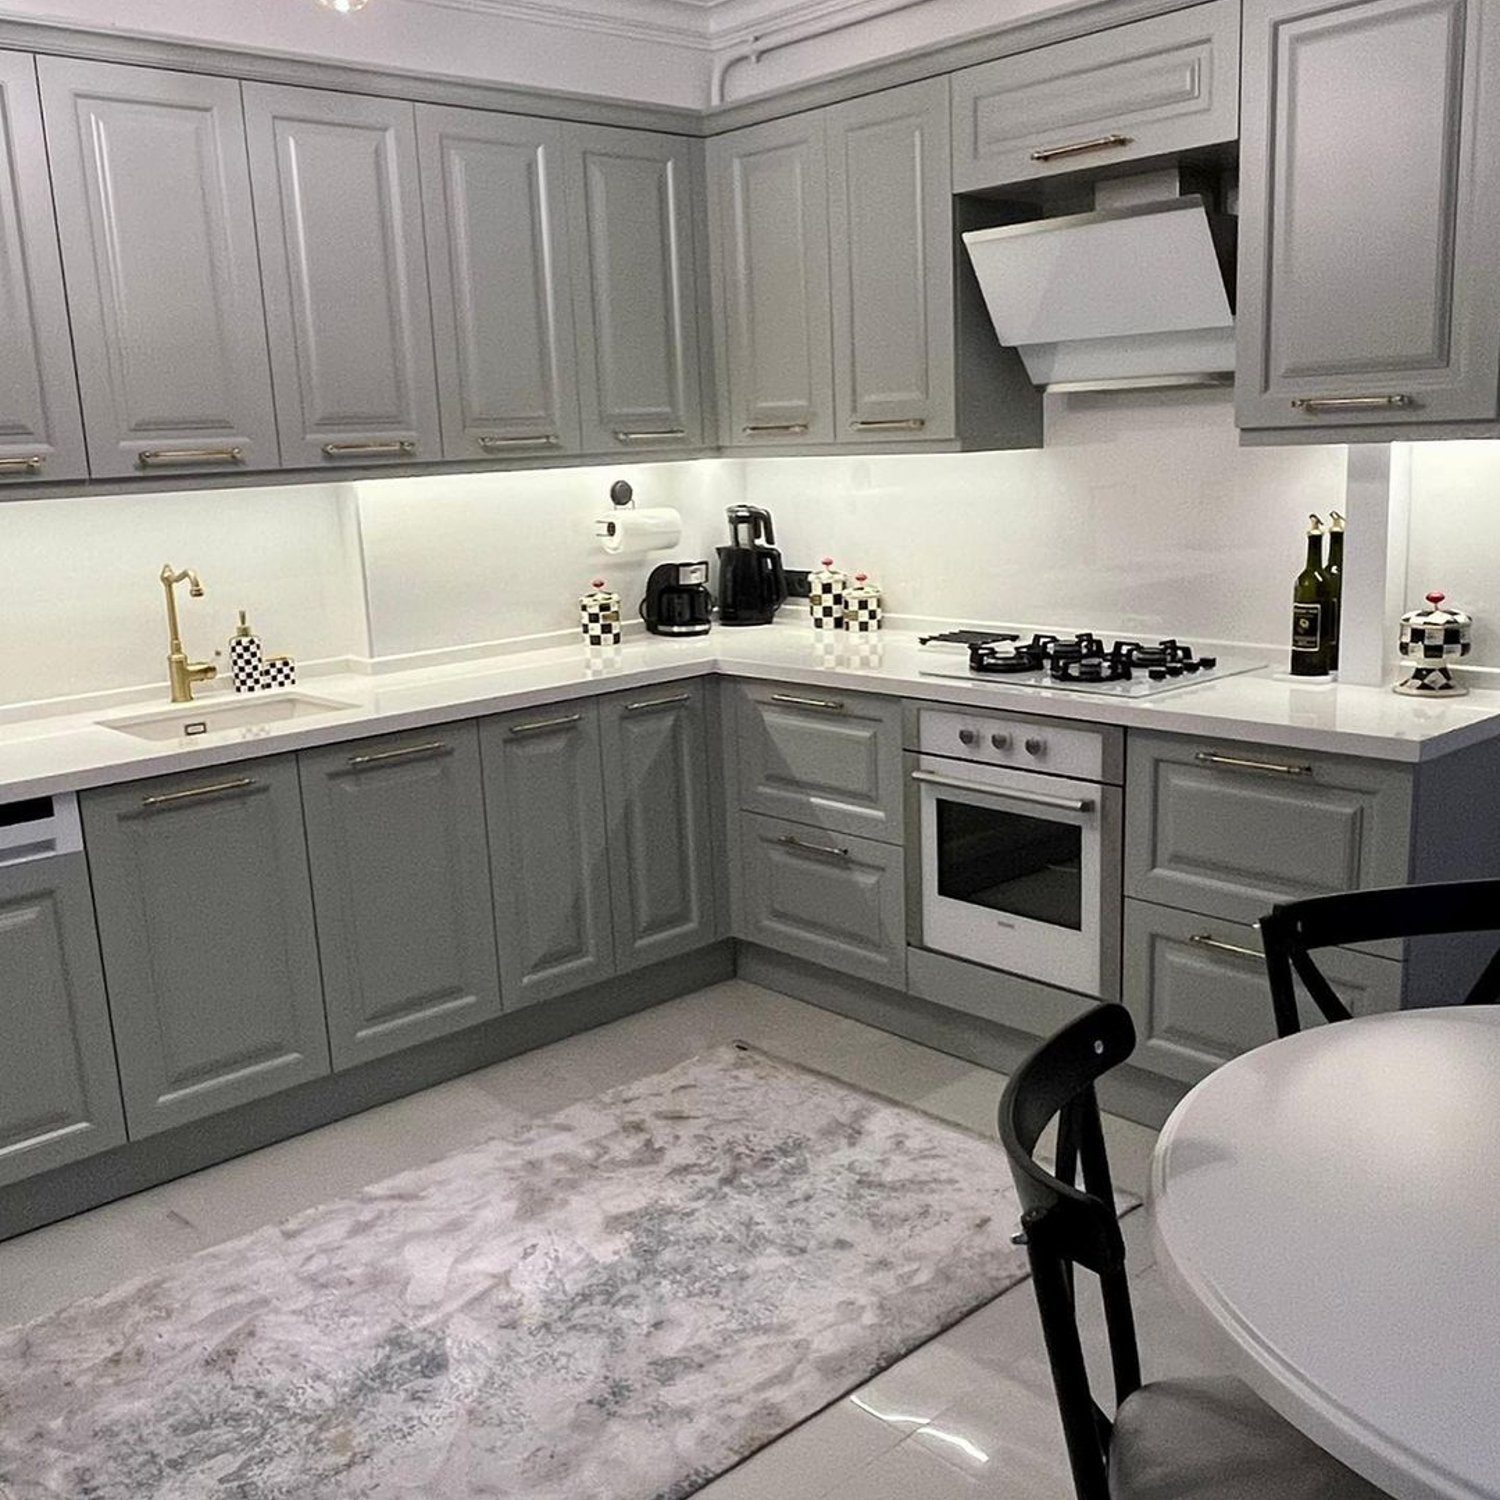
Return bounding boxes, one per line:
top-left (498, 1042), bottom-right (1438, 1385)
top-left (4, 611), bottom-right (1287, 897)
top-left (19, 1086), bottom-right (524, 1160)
top-left (140, 776), bottom-right (255, 808)
top-left (478, 433), bottom-right (560, 450)
top-left (137, 447), bottom-right (245, 468)
top-left (1291, 395), bottom-right (1414, 414)
top-left (613, 429), bottom-right (687, 443)
top-left (322, 440), bottom-right (417, 459)
top-left (1189, 933), bottom-right (1264, 963)
top-left (769, 693), bottom-right (846, 713)
top-left (0, 454), bottom-right (45, 474)
top-left (743, 423), bottom-right (810, 435)
top-left (1194, 751), bottom-right (1312, 778)
top-left (777, 833), bottom-right (850, 861)
top-left (911, 769), bottom-right (1092, 813)
top-left (1030, 133), bottom-right (1134, 163)
top-left (347, 741), bottom-right (449, 768)
top-left (508, 713), bottom-right (582, 736)
top-left (849, 418), bottom-right (926, 431)
top-left (625, 693), bottom-right (691, 713)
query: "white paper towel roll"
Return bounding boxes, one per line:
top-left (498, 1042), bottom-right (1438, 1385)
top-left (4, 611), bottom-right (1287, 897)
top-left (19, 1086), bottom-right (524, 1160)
top-left (596, 507), bottom-right (683, 555)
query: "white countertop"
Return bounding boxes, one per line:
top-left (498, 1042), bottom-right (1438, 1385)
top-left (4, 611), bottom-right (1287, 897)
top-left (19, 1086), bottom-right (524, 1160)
top-left (4, 625), bottom-right (1500, 801)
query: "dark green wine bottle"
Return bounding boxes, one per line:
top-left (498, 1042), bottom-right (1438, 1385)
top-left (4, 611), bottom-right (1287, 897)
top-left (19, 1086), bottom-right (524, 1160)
top-left (1325, 510), bottom-right (1345, 671)
top-left (1290, 514), bottom-right (1333, 676)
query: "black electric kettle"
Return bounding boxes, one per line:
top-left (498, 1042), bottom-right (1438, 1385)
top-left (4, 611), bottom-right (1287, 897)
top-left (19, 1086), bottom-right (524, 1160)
top-left (716, 505), bottom-right (788, 626)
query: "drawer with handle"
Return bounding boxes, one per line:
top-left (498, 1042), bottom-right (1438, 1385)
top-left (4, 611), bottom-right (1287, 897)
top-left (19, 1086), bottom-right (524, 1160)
top-left (1125, 731), bottom-right (1412, 951)
top-left (734, 681), bottom-right (905, 842)
top-left (1123, 898), bottom-right (1401, 1086)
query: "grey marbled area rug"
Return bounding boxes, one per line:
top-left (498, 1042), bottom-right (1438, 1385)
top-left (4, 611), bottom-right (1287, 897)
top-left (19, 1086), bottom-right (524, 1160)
top-left (0, 1043), bottom-right (1049, 1500)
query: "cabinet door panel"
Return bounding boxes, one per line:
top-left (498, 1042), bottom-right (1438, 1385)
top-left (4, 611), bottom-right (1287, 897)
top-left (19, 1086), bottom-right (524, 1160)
top-left (599, 683), bottom-right (716, 971)
top-left (81, 758), bottom-right (328, 1138)
top-left (482, 701), bottom-right (615, 1006)
top-left (0, 54), bottom-right (87, 485)
top-left (245, 83), bottom-right (440, 466)
top-left (828, 79), bottom-right (954, 441)
top-left (418, 105), bottom-right (581, 459)
top-left (300, 726), bottom-right (501, 1069)
top-left (41, 58), bottom-right (279, 477)
top-left (1238, 0), bottom-right (1500, 428)
top-left (565, 125), bottom-right (704, 452)
top-left (708, 113), bottom-right (834, 445)
top-left (0, 854), bottom-right (124, 1185)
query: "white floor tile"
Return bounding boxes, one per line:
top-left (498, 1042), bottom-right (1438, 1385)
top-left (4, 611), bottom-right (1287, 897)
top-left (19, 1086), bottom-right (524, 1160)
top-left (822, 1431), bottom-right (1072, 1500)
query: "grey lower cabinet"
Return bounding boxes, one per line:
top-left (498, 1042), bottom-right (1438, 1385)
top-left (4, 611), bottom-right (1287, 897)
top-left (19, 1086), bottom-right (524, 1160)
top-left (244, 83), bottom-right (441, 469)
top-left (0, 853), bottom-right (125, 1187)
top-left (565, 124), bottom-right (706, 453)
top-left (707, 111), bottom-right (835, 446)
top-left (417, 105), bottom-right (582, 461)
top-left (739, 812), bottom-right (906, 988)
top-left (598, 681), bottom-right (718, 971)
top-left (1237, 0), bottom-right (1500, 433)
top-left (1123, 898), bottom-right (1401, 1085)
top-left (80, 757), bottom-right (329, 1139)
top-left (298, 726), bottom-right (502, 1069)
top-left (0, 52), bottom-right (87, 486)
top-left (39, 57), bottom-right (280, 477)
top-left (480, 700), bottom-right (616, 1007)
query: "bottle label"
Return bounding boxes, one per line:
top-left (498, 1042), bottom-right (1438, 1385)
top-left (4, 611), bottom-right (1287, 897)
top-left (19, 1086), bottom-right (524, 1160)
top-left (1292, 603), bottom-right (1323, 652)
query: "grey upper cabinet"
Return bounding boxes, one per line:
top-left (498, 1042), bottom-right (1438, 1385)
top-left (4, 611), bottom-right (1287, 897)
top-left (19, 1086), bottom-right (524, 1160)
top-left (598, 681), bottom-right (717, 971)
top-left (417, 105), bottom-right (582, 460)
top-left (1237, 0), bottom-right (1500, 432)
top-left (708, 112), bottom-right (835, 446)
top-left (81, 757), bottom-right (329, 1139)
top-left (481, 700), bottom-right (615, 1007)
top-left (951, 0), bottom-right (1240, 191)
top-left (244, 83), bottom-right (441, 467)
top-left (0, 852), bottom-right (125, 1187)
top-left (564, 124), bottom-right (705, 452)
top-left (827, 78), bottom-right (954, 443)
top-left (299, 726), bottom-right (502, 1070)
top-left (0, 52), bottom-right (87, 488)
top-left (40, 58), bottom-right (279, 479)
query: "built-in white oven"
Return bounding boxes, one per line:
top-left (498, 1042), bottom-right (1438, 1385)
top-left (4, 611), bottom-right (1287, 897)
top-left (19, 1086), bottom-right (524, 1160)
top-left (909, 708), bottom-right (1122, 999)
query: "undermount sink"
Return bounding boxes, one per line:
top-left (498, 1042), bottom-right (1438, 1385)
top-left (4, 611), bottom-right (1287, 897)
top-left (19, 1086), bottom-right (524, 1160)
top-left (99, 691), bottom-right (361, 742)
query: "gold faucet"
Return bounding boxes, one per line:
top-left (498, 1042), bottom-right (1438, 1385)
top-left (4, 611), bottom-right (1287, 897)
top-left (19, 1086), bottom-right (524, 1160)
top-left (160, 564), bottom-right (217, 703)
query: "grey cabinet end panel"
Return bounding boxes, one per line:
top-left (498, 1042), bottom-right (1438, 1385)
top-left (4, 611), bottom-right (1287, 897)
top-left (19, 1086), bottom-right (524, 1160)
top-left (0, 854), bottom-right (125, 1187)
top-left (300, 724), bottom-right (502, 1070)
top-left (81, 756), bottom-right (329, 1138)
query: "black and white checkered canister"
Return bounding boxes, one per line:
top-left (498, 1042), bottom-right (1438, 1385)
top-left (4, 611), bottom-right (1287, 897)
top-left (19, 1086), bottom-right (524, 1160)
top-left (809, 557), bottom-right (848, 631)
top-left (1399, 592), bottom-right (1472, 662)
top-left (580, 580), bottom-right (623, 646)
top-left (260, 655), bottom-right (296, 690)
top-left (843, 573), bottom-right (882, 632)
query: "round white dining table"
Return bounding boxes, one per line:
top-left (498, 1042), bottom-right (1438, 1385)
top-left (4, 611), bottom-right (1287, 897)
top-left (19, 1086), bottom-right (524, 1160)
top-left (1150, 1007), bottom-right (1500, 1500)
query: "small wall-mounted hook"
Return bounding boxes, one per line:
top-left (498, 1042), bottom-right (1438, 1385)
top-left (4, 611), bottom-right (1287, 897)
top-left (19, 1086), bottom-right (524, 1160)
top-left (609, 479), bottom-right (634, 509)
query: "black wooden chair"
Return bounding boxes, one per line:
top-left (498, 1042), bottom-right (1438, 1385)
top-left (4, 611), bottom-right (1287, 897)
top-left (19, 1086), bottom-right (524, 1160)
top-left (997, 1005), bottom-right (1386, 1500)
top-left (1259, 878), bottom-right (1500, 1038)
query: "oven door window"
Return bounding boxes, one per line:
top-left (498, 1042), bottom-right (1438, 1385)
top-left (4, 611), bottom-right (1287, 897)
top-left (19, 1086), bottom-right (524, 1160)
top-left (935, 797), bottom-right (1083, 931)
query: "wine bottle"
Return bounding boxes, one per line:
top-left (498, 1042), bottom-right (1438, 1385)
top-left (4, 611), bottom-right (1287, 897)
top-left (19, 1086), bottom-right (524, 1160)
top-left (1290, 514), bottom-right (1333, 677)
top-left (1325, 510), bottom-right (1345, 671)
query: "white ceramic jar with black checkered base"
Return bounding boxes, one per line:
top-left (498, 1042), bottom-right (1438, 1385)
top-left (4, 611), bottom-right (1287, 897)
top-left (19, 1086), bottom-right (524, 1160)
top-left (1395, 591), bottom-right (1472, 696)
top-left (580, 579), bottom-right (622, 646)
top-left (843, 573), bottom-right (882, 632)
top-left (809, 558), bottom-right (847, 630)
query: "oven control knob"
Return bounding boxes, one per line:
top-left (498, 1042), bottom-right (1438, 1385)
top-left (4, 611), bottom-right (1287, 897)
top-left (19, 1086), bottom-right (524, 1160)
top-left (959, 728), bottom-right (978, 747)
top-left (991, 732), bottom-right (1011, 751)
top-left (1024, 737), bottom-right (1046, 757)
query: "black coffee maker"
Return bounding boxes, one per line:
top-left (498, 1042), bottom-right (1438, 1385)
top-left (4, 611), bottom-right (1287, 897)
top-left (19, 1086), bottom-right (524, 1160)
top-left (641, 561), bottom-right (713, 636)
top-left (716, 505), bottom-right (788, 626)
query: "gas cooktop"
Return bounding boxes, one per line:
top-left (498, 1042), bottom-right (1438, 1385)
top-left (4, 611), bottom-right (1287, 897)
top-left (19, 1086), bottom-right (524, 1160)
top-left (916, 631), bottom-right (1264, 698)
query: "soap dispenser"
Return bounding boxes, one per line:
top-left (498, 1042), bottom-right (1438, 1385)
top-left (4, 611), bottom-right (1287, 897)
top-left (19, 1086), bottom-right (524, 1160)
top-left (229, 610), bottom-right (264, 694)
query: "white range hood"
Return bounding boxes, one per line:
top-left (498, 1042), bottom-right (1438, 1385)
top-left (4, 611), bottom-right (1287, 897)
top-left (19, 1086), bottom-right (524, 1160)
top-left (962, 196), bottom-right (1236, 393)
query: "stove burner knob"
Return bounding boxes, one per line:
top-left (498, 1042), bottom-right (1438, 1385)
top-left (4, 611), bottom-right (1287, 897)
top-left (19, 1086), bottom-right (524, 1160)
top-left (991, 732), bottom-right (1011, 751)
top-left (1200, 656), bottom-right (1218, 670)
top-left (1149, 668), bottom-right (1168, 682)
top-left (1024, 737), bottom-right (1046, 758)
top-left (959, 728), bottom-right (978, 747)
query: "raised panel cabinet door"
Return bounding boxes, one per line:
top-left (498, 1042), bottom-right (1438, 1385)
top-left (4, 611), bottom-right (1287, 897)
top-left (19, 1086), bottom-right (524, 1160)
top-left (1237, 0), bottom-right (1500, 429)
top-left (0, 854), bottom-right (125, 1187)
top-left (299, 726), bottom-right (501, 1069)
top-left (417, 105), bottom-right (582, 460)
top-left (244, 83), bottom-right (441, 467)
top-left (80, 757), bottom-right (329, 1138)
top-left (40, 58), bottom-right (280, 479)
top-left (707, 113), bottom-right (834, 446)
top-left (598, 682), bottom-right (717, 971)
top-left (0, 53), bottom-right (87, 486)
top-left (480, 700), bottom-right (615, 1007)
top-left (564, 124), bottom-right (705, 452)
top-left (828, 79), bottom-right (955, 442)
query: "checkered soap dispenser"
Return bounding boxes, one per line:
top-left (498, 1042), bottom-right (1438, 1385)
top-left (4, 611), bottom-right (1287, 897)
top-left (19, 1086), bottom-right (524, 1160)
top-left (809, 557), bottom-right (848, 630)
top-left (580, 578), bottom-right (623, 646)
top-left (229, 610), bottom-right (263, 694)
top-left (1395, 591), bottom-right (1472, 696)
top-left (843, 573), bottom-right (883, 632)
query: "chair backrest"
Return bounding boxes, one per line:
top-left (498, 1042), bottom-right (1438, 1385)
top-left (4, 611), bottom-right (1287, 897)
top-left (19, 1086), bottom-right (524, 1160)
top-left (1260, 878), bottom-right (1500, 1038)
top-left (997, 1004), bottom-right (1141, 1500)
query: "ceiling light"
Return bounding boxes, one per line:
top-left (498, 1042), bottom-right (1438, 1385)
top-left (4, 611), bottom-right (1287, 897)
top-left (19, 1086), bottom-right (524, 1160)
top-left (317, 0), bottom-right (372, 12)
